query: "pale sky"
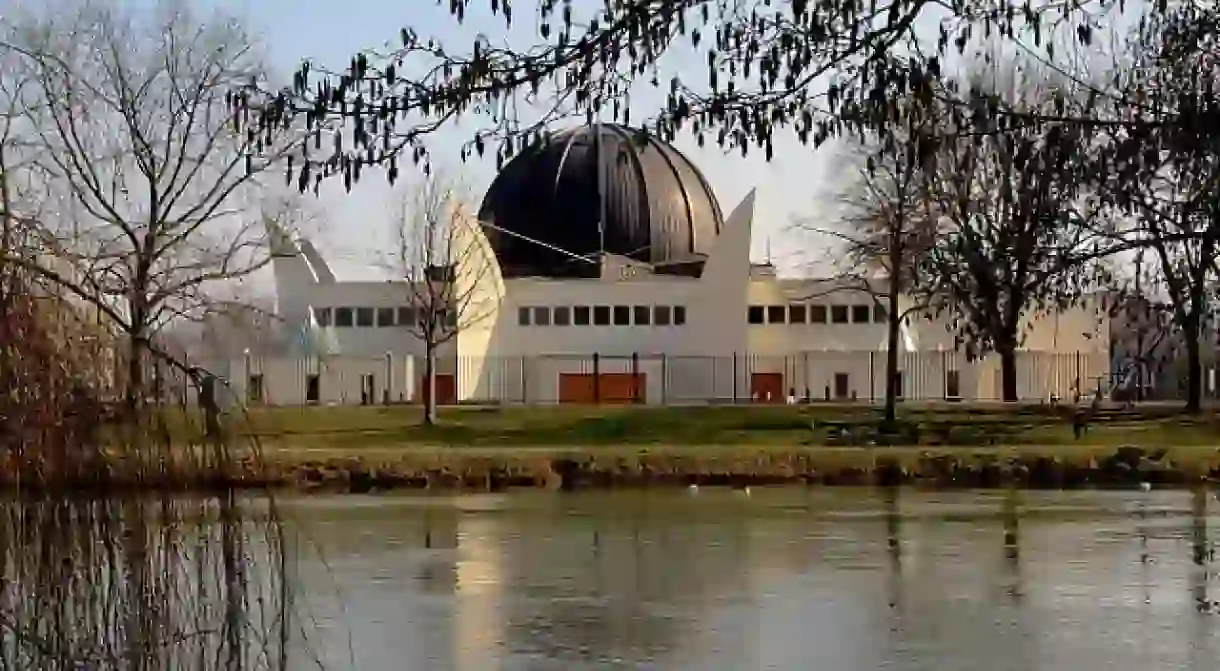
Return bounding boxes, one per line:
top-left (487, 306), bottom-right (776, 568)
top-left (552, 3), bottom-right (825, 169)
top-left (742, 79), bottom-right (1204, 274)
top-left (108, 0), bottom-right (1132, 290)
top-left (193, 0), bottom-right (845, 282)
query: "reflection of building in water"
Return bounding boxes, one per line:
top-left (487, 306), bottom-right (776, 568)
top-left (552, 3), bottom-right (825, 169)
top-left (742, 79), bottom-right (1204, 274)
top-left (454, 514), bottom-right (505, 670)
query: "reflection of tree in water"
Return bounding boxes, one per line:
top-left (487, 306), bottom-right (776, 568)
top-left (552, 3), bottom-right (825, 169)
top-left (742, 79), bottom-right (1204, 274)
top-left (1002, 486), bottom-right (1023, 603)
top-left (1190, 486), bottom-right (1211, 613)
top-left (1188, 486), bottom-right (1214, 671)
top-left (884, 486), bottom-right (903, 612)
top-left (287, 499), bottom-right (463, 594)
top-left (498, 513), bottom-right (755, 665)
top-left (0, 494), bottom-right (293, 670)
top-left (291, 491), bottom-right (946, 667)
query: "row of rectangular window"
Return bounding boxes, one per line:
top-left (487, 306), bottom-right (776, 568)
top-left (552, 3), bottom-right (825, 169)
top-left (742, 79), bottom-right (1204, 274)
top-left (519, 305), bottom-right (687, 327)
top-left (748, 303), bottom-right (887, 325)
top-left (314, 306), bottom-right (456, 328)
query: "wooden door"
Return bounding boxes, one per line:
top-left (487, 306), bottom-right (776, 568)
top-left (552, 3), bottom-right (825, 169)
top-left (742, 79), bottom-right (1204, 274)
top-left (599, 373), bottom-right (645, 404)
top-left (418, 374), bottom-right (457, 405)
top-left (558, 373), bottom-right (595, 403)
top-left (751, 372), bottom-right (784, 403)
top-left (558, 373), bottom-right (645, 404)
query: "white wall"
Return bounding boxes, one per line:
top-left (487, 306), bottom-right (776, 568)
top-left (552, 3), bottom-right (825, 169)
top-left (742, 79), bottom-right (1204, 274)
top-left (236, 190), bottom-right (1113, 407)
top-left (220, 354), bottom-right (442, 406)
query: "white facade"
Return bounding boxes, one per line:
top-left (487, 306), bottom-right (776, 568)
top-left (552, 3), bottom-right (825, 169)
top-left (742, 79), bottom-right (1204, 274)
top-left (201, 189), bottom-right (1110, 407)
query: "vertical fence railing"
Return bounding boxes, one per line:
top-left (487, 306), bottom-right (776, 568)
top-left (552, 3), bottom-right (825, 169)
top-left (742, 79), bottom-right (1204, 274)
top-left (184, 349), bottom-right (1220, 407)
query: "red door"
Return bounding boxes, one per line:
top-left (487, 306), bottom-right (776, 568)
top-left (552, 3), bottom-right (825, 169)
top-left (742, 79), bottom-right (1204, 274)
top-left (751, 373), bottom-right (784, 403)
top-left (558, 373), bottom-right (595, 403)
top-left (558, 373), bottom-right (645, 404)
top-left (417, 374), bottom-right (457, 405)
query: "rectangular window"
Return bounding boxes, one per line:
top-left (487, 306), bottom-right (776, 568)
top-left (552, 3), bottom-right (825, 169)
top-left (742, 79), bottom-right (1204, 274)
top-left (376, 307), bottom-right (396, 327)
top-left (834, 373), bottom-right (850, 399)
top-left (315, 307), bottom-right (332, 327)
top-left (831, 306), bottom-right (849, 324)
top-left (248, 373), bottom-right (264, 404)
top-left (809, 305), bottom-right (828, 323)
top-left (767, 305), bottom-right (786, 324)
top-left (874, 303), bottom-right (889, 323)
top-left (946, 370), bottom-right (961, 399)
top-left (360, 373), bottom-right (375, 405)
top-left (654, 305), bottom-right (672, 326)
top-left (613, 305), bottom-right (631, 326)
top-left (356, 307), bottom-right (374, 327)
top-left (398, 306), bottom-right (417, 327)
top-left (574, 305), bottom-right (591, 326)
top-left (445, 309), bottom-right (457, 328)
top-left (673, 305), bottom-right (686, 325)
top-left (518, 306), bottom-right (531, 326)
top-left (593, 305), bottom-right (611, 326)
top-left (633, 305), bottom-right (651, 325)
top-left (305, 374), bottom-right (320, 404)
top-left (852, 305), bottom-right (871, 323)
top-left (748, 305), bottom-right (765, 324)
top-left (893, 371), bottom-right (905, 400)
top-left (533, 306), bottom-right (551, 327)
top-left (334, 307), bottom-right (354, 327)
top-left (553, 306), bottom-right (571, 326)
top-left (788, 304), bottom-right (806, 324)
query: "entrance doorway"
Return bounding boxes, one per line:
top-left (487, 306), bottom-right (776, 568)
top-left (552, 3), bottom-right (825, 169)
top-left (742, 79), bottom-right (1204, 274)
top-left (750, 373), bottom-right (784, 403)
top-left (558, 373), bottom-right (645, 404)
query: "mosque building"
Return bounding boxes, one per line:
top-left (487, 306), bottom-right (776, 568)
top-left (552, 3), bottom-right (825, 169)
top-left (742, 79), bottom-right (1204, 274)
top-left (199, 123), bottom-right (1110, 406)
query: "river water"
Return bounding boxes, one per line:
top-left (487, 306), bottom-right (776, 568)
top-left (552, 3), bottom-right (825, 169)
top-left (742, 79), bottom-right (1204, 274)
top-left (280, 487), bottom-right (1220, 670)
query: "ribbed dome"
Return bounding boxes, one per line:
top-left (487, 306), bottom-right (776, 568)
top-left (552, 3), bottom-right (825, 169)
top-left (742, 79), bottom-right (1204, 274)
top-left (477, 124), bottom-right (724, 278)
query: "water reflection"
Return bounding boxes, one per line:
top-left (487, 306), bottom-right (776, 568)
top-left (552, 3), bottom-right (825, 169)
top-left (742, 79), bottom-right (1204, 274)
top-left (1192, 487), bottom-right (1210, 611)
top-left (1002, 486), bottom-right (1023, 602)
top-left (0, 493), bottom-right (292, 671)
top-left (883, 486), bottom-right (903, 611)
top-left (1190, 486), bottom-right (1211, 671)
top-left (284, 488), bottom-right (1220, 670)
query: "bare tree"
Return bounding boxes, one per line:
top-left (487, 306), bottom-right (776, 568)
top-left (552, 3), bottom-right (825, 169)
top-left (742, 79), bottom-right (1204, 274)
top-left (389, 174), bottom-right (497, 425)
top-left (917, 67), bottom-right (1104, 403)
top-left (1103, 156), bottom-right (1220, 411)
top-left (1108, 253), bottom-right (1175, 402)
top-left (1093, 12), bottom-right (1220, 412)
top-left (812, 112), bottom-right (939, 426)
top-left (0, 0), bottom-right (301, 414)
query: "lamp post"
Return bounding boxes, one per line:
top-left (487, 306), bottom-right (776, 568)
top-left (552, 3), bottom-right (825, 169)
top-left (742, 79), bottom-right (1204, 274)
top-left (243, 347), bottom-right (251, 404)
top-left (1134, 250), bottom-right (1145, 402)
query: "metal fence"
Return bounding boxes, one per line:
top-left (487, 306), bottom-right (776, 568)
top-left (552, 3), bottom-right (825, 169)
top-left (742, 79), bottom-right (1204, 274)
top-left (455, 351), bottom-right (1114, 405)
top-left (179, 349), bottom-right (1150, 407)
top-left (100, 345), bottom-right (1220, 409)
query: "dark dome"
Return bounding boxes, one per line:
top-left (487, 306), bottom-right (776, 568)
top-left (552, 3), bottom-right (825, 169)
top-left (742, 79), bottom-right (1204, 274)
top-left (477, 124), bottom-right (724, 278)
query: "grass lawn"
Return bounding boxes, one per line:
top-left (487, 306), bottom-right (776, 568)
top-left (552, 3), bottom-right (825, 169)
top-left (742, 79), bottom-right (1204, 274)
top-left (170, 403), bottom-right (1220, 451)
top-left (78, 404), bottom-right (1220, 490)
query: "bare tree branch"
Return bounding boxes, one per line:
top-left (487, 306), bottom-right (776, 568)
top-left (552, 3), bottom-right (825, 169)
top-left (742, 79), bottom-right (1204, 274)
top-left (0, 0), bottom-right (306, 410)
top-left (384, 171), bottom-right (497, 424)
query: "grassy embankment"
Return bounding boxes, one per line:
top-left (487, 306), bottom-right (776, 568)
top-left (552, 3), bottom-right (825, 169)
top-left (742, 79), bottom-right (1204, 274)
top-left (158, 403), bottom-right (1220, 491)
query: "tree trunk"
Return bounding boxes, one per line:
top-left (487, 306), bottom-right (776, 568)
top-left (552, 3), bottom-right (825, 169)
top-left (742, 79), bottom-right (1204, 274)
top-left (882, 235), bottom-right (904, 431)
top-left (423, 342), bottom-right (438, 426)
top-left (883, 285), bottom-right (902, 429)
top-left (999, 344), bottom-right (1019, 403)
top-left (1183, 318), bottom-right (1203, 414)
top-left (125, 332), bottom-right (146, 420)
top-left (125, 290), bottom-right (149, 422)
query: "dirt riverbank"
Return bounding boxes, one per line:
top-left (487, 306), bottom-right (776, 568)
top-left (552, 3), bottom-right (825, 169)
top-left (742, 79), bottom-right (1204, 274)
top-left (13, 443), bottom-right (1219, 493)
